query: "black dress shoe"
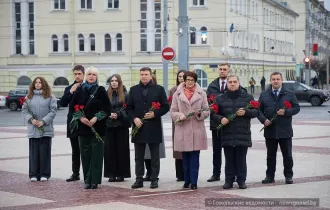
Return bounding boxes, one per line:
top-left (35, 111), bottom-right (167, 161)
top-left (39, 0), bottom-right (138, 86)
top-left (285, 177), bottom-right (293, 184)
top-left (66, 174), bottom-right (80, 182)
top-left (108, 177), bottom-right (116, 182)
top-left (91, 184), bottom-right (98, 189)
top-left (223, 182), bottom-right (233, 189)
top-left (84, 184), bottom-right (91, 189)
top-left (143, 175), bottom-right (151, 181)
top-left (131, 181), bottom-right (143, 189)
top-left (191, 184), bottom-right (197, 190)
top-left (238, 182), bottom-right (247, 189)
top-left (207, 175), bottom-right (220, 182)
top-left (116, 177), bottom-right (124, 182)
top-left (150, 179), bottom-right (159, 189)
top-left (262, 176), bottom-right (275, 184)
top-left (183, 183), bottom-right (190, 189)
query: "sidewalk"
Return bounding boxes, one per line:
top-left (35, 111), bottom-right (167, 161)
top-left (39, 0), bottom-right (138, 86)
top-left (0, 119), bottom-right (330, 209)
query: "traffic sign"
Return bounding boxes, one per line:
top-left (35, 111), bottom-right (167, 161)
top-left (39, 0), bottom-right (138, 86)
top-left (162, 47), bottom-right (175, 61)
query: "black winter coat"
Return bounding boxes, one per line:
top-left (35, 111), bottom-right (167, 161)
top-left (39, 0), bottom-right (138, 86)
top-left (207, 78), bottom-right (227, 130)
top-left (211, 88), bottom-right (258, 147)
top-left (69, 85), bottom-right (111, 137)
top-left (106, 91), bottom-right (131, 128)
top-left (127, 81), bottom-right (169, 143)
top-left (257, 87), bottom-right (300, 139)
top-left (60, 82), bottom-right (80, 138)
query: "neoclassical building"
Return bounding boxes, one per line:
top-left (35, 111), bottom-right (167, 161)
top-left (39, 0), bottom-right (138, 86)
top-left (0, 0), bottom-right (298, 95)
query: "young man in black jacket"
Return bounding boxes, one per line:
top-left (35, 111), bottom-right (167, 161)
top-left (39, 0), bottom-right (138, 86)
top-left (206, 63), bottom-right (230, 182)
top-left (258, 72), bottom-right (300, 184)
top-left (60, 65), bottom-right (84, 182)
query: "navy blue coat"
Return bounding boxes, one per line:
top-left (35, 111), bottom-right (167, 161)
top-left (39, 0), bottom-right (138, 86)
top-left (257, 87), bottom-right (300, 139)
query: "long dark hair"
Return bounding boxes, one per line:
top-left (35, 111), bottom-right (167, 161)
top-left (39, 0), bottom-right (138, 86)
top-left (107, 74), bottom-right (125, 103)
top-left (27, 77), bottom-right (52, 99)
top-left (176, 70), bottom-right (185, 86)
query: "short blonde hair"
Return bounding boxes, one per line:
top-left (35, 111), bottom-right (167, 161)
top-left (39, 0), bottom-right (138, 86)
top-left (84, 66), bottom-right (99, 84)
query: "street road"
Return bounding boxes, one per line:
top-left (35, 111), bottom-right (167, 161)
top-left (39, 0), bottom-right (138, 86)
top-left (0, 101), bottom-right (329, 127)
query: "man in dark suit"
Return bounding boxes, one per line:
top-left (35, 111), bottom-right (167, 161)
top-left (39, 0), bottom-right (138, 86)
top-left (258, 72), bottom-right (300, 184)
top-left (60, 65), bottom-right (85, 182)
top-left (127, 67), bottom-right (169, 189)
top-left (206, 63), bottom-right (230, 182)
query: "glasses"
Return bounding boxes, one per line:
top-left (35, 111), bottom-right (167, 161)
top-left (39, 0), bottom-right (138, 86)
top-left (186, 79), bottom-right (195, 82)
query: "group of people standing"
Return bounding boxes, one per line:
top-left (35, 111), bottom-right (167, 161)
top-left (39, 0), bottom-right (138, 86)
top-left (22, 63), bottom-right (300, 191)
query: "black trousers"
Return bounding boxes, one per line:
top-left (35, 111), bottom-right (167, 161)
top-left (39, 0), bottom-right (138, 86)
top-left (104, 128), bottom-right (131, 178)
top-left (211, 130), bottom-right (222, 177)
top-left (224, 146), bottom-right (248, 183)
top-left (175, 159), bottom-right (184, 180)
top-left (70, 136), bottom-right (80, 176)
top-left (29, 137), bottom-right (52, 179)
top-left (134, 143), bottom-right (160, 181)
top-left (265, 138), bottom-right (293, 178)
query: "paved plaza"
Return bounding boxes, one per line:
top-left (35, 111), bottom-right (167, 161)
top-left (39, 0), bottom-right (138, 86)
top-left (0, 103), bottom-right (330, 210)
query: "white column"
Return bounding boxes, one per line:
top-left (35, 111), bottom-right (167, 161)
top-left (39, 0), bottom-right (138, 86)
top-left (111, 34), bottom-right (117, 51)
top-left (59, 37), bottom-right (64, 53)
top-left (147, 0), bottom-right (154, 51)
top-left (84, 35), bottom-right (89, 52)
top-left (21, 0), bottom-right (29, 55)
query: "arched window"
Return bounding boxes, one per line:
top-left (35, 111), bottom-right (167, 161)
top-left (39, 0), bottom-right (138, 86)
top-left (195, 69), bottom-right (208, 88)
top-left (63, 34), bottom-right (69, 52)
top-left (200, 26), bottom-right (207, 44)
top-left (54, 77), bottom-right (69, 86)
top-left (17, 76), bottom-right (32, 86)
top-left (105, 34), bottom-right (111, 52)
top-left (116, 33), bottom-right (122, 51)
top-left (78, 34), bottom-right (84, 52)
top-left (89, 33), bottom-right (95, 51)
top-left (52, 35), bottom-right (58, 52)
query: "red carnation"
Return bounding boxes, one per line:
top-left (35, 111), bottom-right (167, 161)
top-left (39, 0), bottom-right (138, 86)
top-left (168, 96), bottom-right (173, 104)
top-left (249, 100), bottom-right (260, 109)
top-left (123, 103), bottom-right (127, 108)
top-left (152, 102), bottom-right (161, 110)
top-left (74, 105), bottom-right (80, 112)
top-left (210, 103), bottom-right (219, 114)
top-left (208, 94), bottom-right (216, 103)
top-left (284, 101), bottom-right (292, 109)
top-left (79, 105), bottom-right (84, 110)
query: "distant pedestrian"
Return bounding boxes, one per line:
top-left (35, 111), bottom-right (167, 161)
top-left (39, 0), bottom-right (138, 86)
top-left (260, 76), bottom-right (266, 92)
top-left (249, 77), bottom-right (256, 94)
top-left (22, 77), bottom-right (57, 182)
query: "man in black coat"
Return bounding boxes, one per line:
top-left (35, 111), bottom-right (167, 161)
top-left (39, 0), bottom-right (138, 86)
top-left (60, 65), bottom-right (84, 182)
top-left (127, 67), bottom-right (169, 189)
top-left (211, 75), bottom-right (258, 189)
top-left (258, 72), bottom-right (300, 185)
top-left (206, 63), bottom-right (230, 182)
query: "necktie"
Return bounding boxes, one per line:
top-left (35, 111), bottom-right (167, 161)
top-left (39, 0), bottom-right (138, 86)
top-left (220, 81), bottom-right (225, 92)
top-left (273, 89), bottom-right (278, 97)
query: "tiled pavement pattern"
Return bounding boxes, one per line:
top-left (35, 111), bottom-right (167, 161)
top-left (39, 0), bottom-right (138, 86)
top-left (0, 116), bottom-right (330, 210)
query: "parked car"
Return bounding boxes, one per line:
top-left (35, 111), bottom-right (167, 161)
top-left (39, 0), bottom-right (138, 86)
top-left (5, 89), bottom-right (61, 111)
top-left (282, 81), bottom-right (330, 106)
top-left (0, 95), bottom-right (6, 108)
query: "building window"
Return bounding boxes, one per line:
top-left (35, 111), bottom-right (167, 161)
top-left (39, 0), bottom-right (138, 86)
top-left (15, 2), bottom-right (21, 54)
top-left (195, 69), bottom-right (208, 88)
top-left (54, 77), bottom-right (69, 86)
top-left (17, 76), bottom-right (32, 86)
top-left (89, 33), bottom-right (95, 51)
top-left (78, 34), bottom-right (84, 51)
top-left (154, 1), bottom-right (161, 51)
top-left (200, 26), bottom-right (207, 44)
top-left (190, 27), bottom-right (196, 44)
top-left (193, 0), bottom-right (205, 6)
top-left (140, 0), bottom-right (147, 51)
top-left (54, 0), bottom-right (65, 10)
top-left (107, 0), bottom-right (119, 9)
top-left (29, 2), bottom-right (34, 54)
top-left (116, 33), bottom-right (122, 51)
top-left (104, 34), bottom-right (111, 51)
top-left (52, 35), bottom-right (58, 52)
top-left (81, 0), bottom-right (92, 9)
top-left (63, 34), bottom-right (69, 52)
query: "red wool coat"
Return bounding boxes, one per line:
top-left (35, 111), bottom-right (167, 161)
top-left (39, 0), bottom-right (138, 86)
top-left (170, 83), bottom-right (209, 152)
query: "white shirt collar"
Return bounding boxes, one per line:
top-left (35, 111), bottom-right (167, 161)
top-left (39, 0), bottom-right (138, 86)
top-left (272, 86), bottom-right (282, 92)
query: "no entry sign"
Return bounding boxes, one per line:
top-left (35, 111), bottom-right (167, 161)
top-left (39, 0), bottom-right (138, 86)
top-left (162, 47), bottom-right (175, 61)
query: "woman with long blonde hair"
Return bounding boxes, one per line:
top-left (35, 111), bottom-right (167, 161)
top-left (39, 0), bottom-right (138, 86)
top-left (104, 74), bottom-right (131, 182)
top-left (22, 77), bottom-right (57, 182)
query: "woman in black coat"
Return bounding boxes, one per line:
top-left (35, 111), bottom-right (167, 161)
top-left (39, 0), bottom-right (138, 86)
top-left (104, 74), bottom-right (131, 182)
top-left (70, 66), bottom-right (111, 189)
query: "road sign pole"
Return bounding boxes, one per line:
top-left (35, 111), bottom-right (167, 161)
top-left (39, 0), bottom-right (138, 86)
top-left (162, 0), bottom-right (169, 95)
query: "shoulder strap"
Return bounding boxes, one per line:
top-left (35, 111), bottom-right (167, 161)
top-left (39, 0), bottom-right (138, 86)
top-left (84, 86), bottom-right (99, 110)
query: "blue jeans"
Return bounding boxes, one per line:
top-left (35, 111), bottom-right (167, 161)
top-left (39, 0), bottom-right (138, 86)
top-left (182, 151), bottom-right (200, 185)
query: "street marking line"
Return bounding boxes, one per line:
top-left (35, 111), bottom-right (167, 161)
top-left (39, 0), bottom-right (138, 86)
top-left (130, 190), bottom-right (194, 198)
